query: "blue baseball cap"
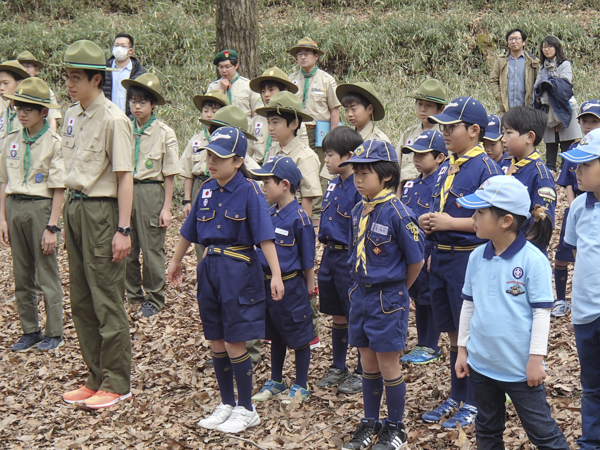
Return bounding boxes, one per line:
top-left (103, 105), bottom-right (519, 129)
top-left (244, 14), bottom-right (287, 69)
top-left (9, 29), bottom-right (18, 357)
top-left (577, 100), bottom-right (600, 120)
top-left (338, 139), bottom-right (398, 167)
top-left (249, 156), bottom-right (303, 187)
top-left (428, 96), bottom-right (488, 129)
top-left (200, 126), bottom-right (248, 158)
top-left (561, 128), bottom-right (600, 163)
top-left (457, 176), bottom-right (531, 218)
top-left (484, 114), bottom-right (503, 141)
top-left (401, 129), bottom-right (447, 156)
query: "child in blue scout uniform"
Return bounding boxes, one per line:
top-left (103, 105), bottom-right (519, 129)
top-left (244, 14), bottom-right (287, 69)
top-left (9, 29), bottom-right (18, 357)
top-left (483, 114), bottom-right (511, 173)
top-left (552, 100), bottom-right (600, 318)
top-left (167, 127), bottom-right (284, 434)
top-left (455, 176), bottom-right (569, 450)
top-left (561, 129), bottom-right (600, 450)
top-left (501, 106), bottom-right (555, 252)
top-left (419, 97), bottom-right (501, 428)
top-left (249, 156), bottom-right (315, 403)
top-left (315, 126), bottom-right (364, 395)
top-left (400, 130), bottom-right (447, 365)
top-left (341, 140), bottom-right (424, 450)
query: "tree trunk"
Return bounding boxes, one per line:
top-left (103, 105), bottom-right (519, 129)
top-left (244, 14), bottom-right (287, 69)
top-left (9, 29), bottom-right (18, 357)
top-left (215, 0), bottom-right (259, 79)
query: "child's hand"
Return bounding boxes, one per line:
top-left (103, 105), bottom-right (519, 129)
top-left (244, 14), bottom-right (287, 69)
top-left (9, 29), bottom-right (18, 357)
top-left (41, 229), bottom-right (58, 255)
top-left (182, 203), bottom-right (192, 218)
top-left (428, 212), bottom-right (453, 232)
top-left (0, 220), bottom-right (9, 246)
top-left (167, 261), bottom-right (183, 286)
top-left (270, 275), bottom-right (284, 301)
top-left (159, 208), bottom-right (172, 228)
top-left (455, 347), bottom-right (470, 378)
top-left (419, 213), bottom-right (433, 234)
top-left (526, 355), bottom-right (546, 387)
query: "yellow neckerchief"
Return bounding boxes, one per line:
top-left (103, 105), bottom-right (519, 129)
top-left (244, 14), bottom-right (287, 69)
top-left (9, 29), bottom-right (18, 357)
top-left (506, 151), bottom-right (542, 175)
top-left (438, 144), bottom-right (485, 213)
top-left (355, 188), bottom-right (396, 275)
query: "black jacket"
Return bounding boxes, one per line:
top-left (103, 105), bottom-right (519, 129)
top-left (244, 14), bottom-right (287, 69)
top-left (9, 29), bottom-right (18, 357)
top-left (533, 75), bottom-right (574, 129)
top-left (103, 56), bottom-right (146, 118)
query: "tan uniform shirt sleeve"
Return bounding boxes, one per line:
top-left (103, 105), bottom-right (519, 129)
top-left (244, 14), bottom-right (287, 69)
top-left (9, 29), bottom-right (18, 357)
top-left (162, 125), bottom-right (180, 177)
top-left (134, 121), bottom-right (179, 180)
top-left (0, 137), bottom-right (8, 184)
top-left (107, 114), bottom-right (134, 173)
top-left (46, 133), bottom-right (65, 189)
top-left (246, 115), bottom-right (268, 165)
top-left (297, 148), bottom-right (322, 198)
top-left (179, 131), bottom-right (209, 179)
top-left (47, 88), bottom-right (62, 121)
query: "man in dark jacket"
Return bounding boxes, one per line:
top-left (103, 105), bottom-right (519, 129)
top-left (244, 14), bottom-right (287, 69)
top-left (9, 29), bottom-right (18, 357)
top-left (103, 32), bottom-right (146, 118)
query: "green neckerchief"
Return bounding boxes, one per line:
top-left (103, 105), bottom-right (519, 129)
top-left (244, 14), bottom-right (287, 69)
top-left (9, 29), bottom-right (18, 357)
top-left (301, 66), bottom-right (318, 108)
top-left (262, 135), bottom-right (272, 166)
top-left (133, 114), bottom-right (156, 175)
top-left (227, 74), bottom-right (240, 104)
top-left (203, 126), bottom-right (211, 176)
top-left (22, 119), bottom-right (50, 185)
top-left (6, 108), bottom-right (17, 134)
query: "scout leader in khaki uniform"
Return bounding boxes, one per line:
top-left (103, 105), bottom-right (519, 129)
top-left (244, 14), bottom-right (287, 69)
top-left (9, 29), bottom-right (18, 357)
top-left (397, 79), bottom-right (447, 183)
top-left (121, 73), bottom-right (179, 318)
top-left (17, 51), bottom-right (62, 132)
top-left (0, 77), bottom-right (65, 352)
top-left (206, 49), bottom-right (262, 122)
top-left (60, 40), bottom-right (134, 410)
top-left (0, 61), bottom-right (30, 138)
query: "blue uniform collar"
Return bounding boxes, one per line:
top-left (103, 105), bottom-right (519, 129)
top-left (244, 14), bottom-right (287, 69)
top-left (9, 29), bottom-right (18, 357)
top-left (585, 191), bottom-right (600, 208)
top-left (270, 199), bottom-right (298, 218)
top-left (210, 170), bottom-right (245, 193)
top-left (333, 173), bottom-right (355, 189)
top-left (483, 232), bottom-right (527, 259)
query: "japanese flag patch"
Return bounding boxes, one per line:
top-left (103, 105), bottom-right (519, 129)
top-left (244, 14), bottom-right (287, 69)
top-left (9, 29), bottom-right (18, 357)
top-left (8, 143), bottom-right (18, 159)
top-left (254, 122), bottom-right (263, 135)
top-left (66, 117), bottom-right (75, 135)
top-left (403, 180), bottom-right (414, 195)
top-left (202, 188), bottom-right (212, 199)
top-left (405, 138), bottom-right (414, 146)
top-left (327, 183), bottom-right (336, 192)
top-left (192, 141), bottom-right (201, 153)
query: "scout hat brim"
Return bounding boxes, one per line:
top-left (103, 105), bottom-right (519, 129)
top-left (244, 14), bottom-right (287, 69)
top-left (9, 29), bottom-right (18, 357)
top-left (336, 83), bottom-right (385, 121)
top-left (560, 148), bottom-right (600, 163)
top-left (428, 112), bottom-right (461, 125)
top-left (483, 131), bottom-right (503, 142)
top-left (289, 46), bottom-right (324, 57)
top-left (255, 105), bottom-right (313, 123)
top-left (0, 62), bottom-right (30, 80)
top-left (63, 62), bottom-right (118, 71)
top-left (456, 193), bottom-right (492, 209)
top-left (408, 92), bottom-right (448, 105)
top-left (17, 59), bottom-right (44, 70)
top-left (4, 93), bottom-right (59, 109)
top-left (193, 94), bottom-right (229, 112)
top-left (249, 76), bottom-right (298, 95)
top-left (198, 118), bottom-right (258, 141)
top-left (401, 144), bottom-right (437, 154)
top-left (578, 110), bottom-right (600, 120)
top-left (121, 78), bottom-right (165, 105)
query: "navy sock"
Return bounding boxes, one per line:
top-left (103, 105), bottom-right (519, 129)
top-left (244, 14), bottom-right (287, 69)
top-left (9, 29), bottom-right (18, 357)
top-left (465, 375), bottom-right (474, 407)
top-left (384, 375), bottom-right (407, 422)
top-left (554, 265), bottom-right (568, 301)
top-left (415, 303), bottom-right (440, 351)
top-left (331, 323), bottom-right (349, 370)
top-left (294, 343), bottom-right (311, 388)
top-left (231, 352), bottom-right (254, 411)
top-left (355, 350), bottom-right (363, 374)
top-left (212, 351), bottom-right (235, 406)
top-left (270, 338), bottom-right (287, 383)
top-left (362, 372), bottom-right (383, 421)
top-left (450, 346), bottom-right (467, 403)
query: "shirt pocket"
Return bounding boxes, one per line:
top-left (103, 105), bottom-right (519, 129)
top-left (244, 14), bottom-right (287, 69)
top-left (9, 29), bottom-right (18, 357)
top-left (77, 138), bottom-right (105, 174)
top-left (367, 233), bottom-right (393, 265)
top-left (336, 203), bottom-right (353, 219)
top-left (223, 208), bottom-right (247, 235)
top-left (380, 290), bottom-right (406, 314)
top-left (196, 209), bottom-right (216, 222)
top-left (275, 233), bottom-right (295, 247)
top-left (320, 200), bottom-right (331, 213)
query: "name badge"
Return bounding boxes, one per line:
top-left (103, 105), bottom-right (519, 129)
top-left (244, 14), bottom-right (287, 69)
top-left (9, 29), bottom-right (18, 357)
top-left (202, 189), bottom-right (212, 199)
top-left (371, 223), bottom-right (389, 235)
top-left (275, 228), bottom-right (289, 236)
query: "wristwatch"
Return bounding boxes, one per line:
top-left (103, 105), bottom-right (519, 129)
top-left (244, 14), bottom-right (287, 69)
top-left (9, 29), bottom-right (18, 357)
top-left (117, 226), bottom-right (132, 236)
top-left (182, 199), bottom-right (191, 205)
top-left (46, 224), bottom-right (61, 233)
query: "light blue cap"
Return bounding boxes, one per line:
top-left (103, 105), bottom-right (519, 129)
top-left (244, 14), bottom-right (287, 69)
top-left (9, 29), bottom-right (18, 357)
top-left (457, 176), bottom-right (531, 219)
top-left (561, 128), bottom-right (600, 163)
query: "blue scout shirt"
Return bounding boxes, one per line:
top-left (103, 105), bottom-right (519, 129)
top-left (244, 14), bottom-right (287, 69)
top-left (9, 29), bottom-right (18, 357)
top-left (498, 152), bottom-right (512, 174)
top-left (462, 233), bottom-right (554, 382)
top-left (557, 144), bottom-right (583, 196)
top-left (401, 171), bottom-right (438, 218)
top-left (564, 192), bottom-right (600, 325)
top-left (257, 201), bottom-right (315, 274)
top-left (349, 197), bottom-right (424, 285)
top-left (180, 170), bottom-right (274, 246)
top-left (318, 174), bottom-right (362, 245)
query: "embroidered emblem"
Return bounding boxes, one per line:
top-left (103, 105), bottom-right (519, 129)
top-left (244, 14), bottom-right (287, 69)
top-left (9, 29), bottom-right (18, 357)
top-left (506, 285), bottom-right (525, 296)
top-left (192, 141), bottom-right (200, 153)
top-left (35, 173), bottom-right (44, 183)
top-left (513, 267), bottom-right (524, 279)
top-left (203, 198), bottom-right (208, 207)
top-left (355, 145), bottom-right (365, 156)
top-left (448, 164), bottom-right (460, 175)
top-left (538, 187), bottom-right (557, 202)
top-left (202, 189), bottom-right (212, 198)
top-left (145, 159), bottom-right (154, 169)
top-left (406, 222), bottom-right (420, 241)
top-left (372, 246), bottom-right (382, 255)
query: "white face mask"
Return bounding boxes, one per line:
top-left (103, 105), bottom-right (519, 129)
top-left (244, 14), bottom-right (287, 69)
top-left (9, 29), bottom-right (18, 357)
top-left (112, 46), bottom-right (129, 61)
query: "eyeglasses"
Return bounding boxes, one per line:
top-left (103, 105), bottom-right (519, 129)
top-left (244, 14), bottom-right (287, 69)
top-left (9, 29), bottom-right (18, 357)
top-left (14, 106), bottom-right (37, 115)
top-left (508, 37), bottom-right (523, 42)
top-left (62, 74), bottom-right (86, 83)
top-left (218, 64), bottom-right (235, 70)
top-left (296, 51), bottom-right (315, 58)
top-left (129, 99), bottom-right (150, 107)
top-left (440, 123), bottom-right (468, 134)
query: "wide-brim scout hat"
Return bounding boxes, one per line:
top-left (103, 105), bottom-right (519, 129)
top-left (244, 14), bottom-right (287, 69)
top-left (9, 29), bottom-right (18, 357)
top-left (17, 51), bottom-right (44, 69)
top-left (457, 176), bottom-right (531, 218)
top-left (428, 96), bottom-right (488, 129)
top-left (122, 73), bottom-right (165, 105)
top-left (289, 37), bottom-right (324, 57)
top-left (63, 40), bottom-right (117, 71)
top-left (336, 82), bottom-right (385, 121)
top-left (213, 49), bottom-right (239, 66)
top-left (409, 79), bottom-right (448, 105)
top-left (561, 128), bottom-right (600, 163)
top-left (484, 114), bottom-right (503, 141)
top-left (249, 155), bottom-right (303, 187)
top-left (249, 67), bottom-right (298, 94)
top-left (193, 90), bottom-right (229, 112)
top-left (199, 105), bottom-right (258, 141)
top-left (402, 129), bottom-right (447, 155)
top-left (255, 91), bottom-right (313, 123)
top-left (0, 60), bottom-right (30, 80)
top-left (578, 100), bottom-right (600, 120)
top-left (200, 126), bottom-right (247, 159)
top-left (4, 77), bottom-right (60, 108)
top-left (339, 139), bottom-right (398, 167)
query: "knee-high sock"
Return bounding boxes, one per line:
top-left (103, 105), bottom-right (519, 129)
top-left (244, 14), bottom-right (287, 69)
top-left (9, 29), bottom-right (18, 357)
top-left (331, 323), bottom-right (349, 370)
top-left (554, 265), bottom-right (569, 301)
top-left (384, 375), bottom-right (407, 422)
top-left (212, 351), bottom-right (235, 406)
top-left (270, 338), bottom-right (287, 383)
top-left (355, 350), bottom-right (363, 374)
top-left (294, 343), bottom-right (311, 388)
top-left (450, 345), bottom-right (467, 402)
top-left (231, 352), bottom-right (254, 411)
top-left (362, 372), bottom-right (384, 421)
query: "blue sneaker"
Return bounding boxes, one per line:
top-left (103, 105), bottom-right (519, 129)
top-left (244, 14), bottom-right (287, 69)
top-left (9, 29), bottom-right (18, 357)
top-left (282, 383), bottom-right (310, 404)
top-left (412, 347), bottom-right (442, 365)
top-left (442, 404), bottom-right (477, 428)
top-left (401, 346), bottom-right (423, 363)
top-left (251, 379), bottom-right (286, 402)
top-left (10, 331), bottom-right (43, 352)
top-left (422, 398), bottom-right (460, 423)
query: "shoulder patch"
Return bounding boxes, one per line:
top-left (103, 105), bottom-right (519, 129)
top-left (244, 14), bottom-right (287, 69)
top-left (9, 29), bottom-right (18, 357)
top-left (538, 187), bottom-right (556, 202)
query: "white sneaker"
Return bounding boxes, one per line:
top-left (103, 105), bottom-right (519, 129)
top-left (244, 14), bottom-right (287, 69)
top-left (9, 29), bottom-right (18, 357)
top-left (197, 403), bottom-right (234, 429)
top-left (216, 405), bottom-right (260, 433)
top-left (551, 299), bottom-right (571, 317)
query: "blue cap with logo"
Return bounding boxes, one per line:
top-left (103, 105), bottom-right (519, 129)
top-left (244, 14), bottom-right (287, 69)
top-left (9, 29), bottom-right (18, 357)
top-left (249, 155), bottom-right (303, 187)
top-left (200, 126), bottom-right (248, 158)
top-left (484, 114), bottom-right (503, 141)
top-left (338, 139), bottom-right (398, 167)
top-left (561, 128), bottom-right (600, 163)
top-left (401, 129), bottom-right (447, 156)
top-left (428, 96), bottom-right (488, 129)
top-left (577, 100), bottom-right (600, 120)
top-left (457, 176), bottom-right (531, 219)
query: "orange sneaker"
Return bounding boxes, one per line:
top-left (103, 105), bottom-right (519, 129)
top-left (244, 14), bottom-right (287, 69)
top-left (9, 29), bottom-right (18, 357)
top-left (63, 385), bottom-right (97, 404)
top-left (84, 390), bottom-right (132, 409)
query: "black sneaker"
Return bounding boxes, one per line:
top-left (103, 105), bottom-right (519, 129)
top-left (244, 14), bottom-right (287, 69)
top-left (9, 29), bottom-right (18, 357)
top-left (139, 302), bottom-right (159, 317)
top-left (10, 331), bottom-right (43, 352)
top-left (37, 336), bottom-right (64, 351)
top-left (338, 371), bottom-right (362, 394)
top-left (316, 365), bottom-right (351, 388)
top-left (343, 418), bottom-right (382, 449)
top-left (372, 419), bottom-right (407, 450)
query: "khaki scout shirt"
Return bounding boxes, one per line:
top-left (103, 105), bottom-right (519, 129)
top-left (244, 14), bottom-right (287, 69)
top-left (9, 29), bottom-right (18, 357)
top-left (289, 69), bottom-right (341, 125)
top-left (0, 127), bottom-right (64, 197)
top-left (247, 115), bottom-right (269, 166)
top-left (61, 92), bottom-right (134, 197)
top-left (47, 88), bottom-right (62, 122)
top-left (179, 128), bottom-right (211, 178)
top-left (0, 104), bottom-right (23, 139)
top-left (396, 122), bottom-right (443, 182)
top-left (266, 135), bottom-right (322, 199)
top-left (206, 76), bottom-right (262, 121)
top-left (133, 119), bottom-right (179, 181)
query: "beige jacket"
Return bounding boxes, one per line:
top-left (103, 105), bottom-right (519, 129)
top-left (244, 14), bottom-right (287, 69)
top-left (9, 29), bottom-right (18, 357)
top-left (490, 50), bottom-right (539, 113)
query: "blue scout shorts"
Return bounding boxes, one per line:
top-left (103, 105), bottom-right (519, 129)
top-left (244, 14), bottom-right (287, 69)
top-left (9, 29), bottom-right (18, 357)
top-left (318, 245), bottom-right (352, 319)
top-left (555, 207), bottom-right (576, 263)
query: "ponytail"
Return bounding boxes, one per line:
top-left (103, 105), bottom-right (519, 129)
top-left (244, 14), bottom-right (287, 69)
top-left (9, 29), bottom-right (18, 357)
top-left (525, 205), bottom-right (553, 251)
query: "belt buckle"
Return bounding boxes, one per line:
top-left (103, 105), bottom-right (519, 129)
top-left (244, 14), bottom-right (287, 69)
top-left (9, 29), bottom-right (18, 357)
top-left (207, 245), bottom-right (215, 255)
